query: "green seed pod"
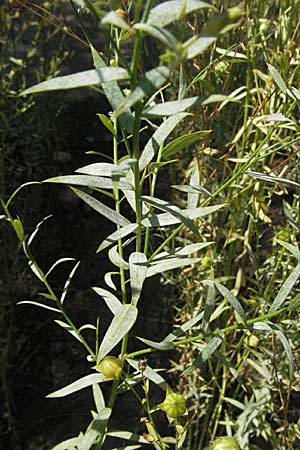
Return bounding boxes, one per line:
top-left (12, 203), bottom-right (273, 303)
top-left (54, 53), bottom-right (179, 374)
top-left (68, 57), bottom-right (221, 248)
top-left (160, 390), bottom-right (187, 418)
top-left (211, 437), bottom-right (241, 450)
top-left (247, 334), bottom-right (260, 348)
top-left (95, 356), bottom-right (122, 379)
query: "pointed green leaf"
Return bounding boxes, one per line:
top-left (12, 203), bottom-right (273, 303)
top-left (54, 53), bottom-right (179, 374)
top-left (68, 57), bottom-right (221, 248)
top-left (60, 261), bottom-right (81, 304)
top-left (97, 223), bottom-right (138, 252)
top-left (129, 252), bottom-right (148, 305)
top-left (147, 257), bottom-right (200, 278)
top-left (114, 66), bottom-right (170, 118)
top-left (137, 337), bottom-right (174, 350)
top-left (276, 240), bottom-right (300, 260)
top-left (97, 304), bottom-right (138, 362)
top-left (202, 281), bottom-right (215, 332)
top-left (142, 195), bottom-right (199, 235)
top-left (93, 383), bottom-right (105, 414)
top-left (144, 96), bottom-right (200, 117)
top-left (185, 35), bottom-right (217, 58)
top-left (92, 286), bottom-right (122, 315)
top-left (45, 258), bottom-right (76, 279)
top-left (102, 10), bottom-right (131, 30)
top-left (76, 162), bottom-right (118, 176)
top-left (21, 68), bottom-right (129, 95)
top-left (184, 334), bottom-right (223, 374)
top-left (47, 373), bottom-right (105, 398)
top-left (70, 188), bottom-right (130, 226)
top-left (127, 359), bottom-right (167, 390)
top-left (139, 113), bottom-right (189, 170)
top-left (91, 45), bottom-right (134, 133)
top-left (109, 245), bottom-right (130, 269)
top-left (268, 63), bottom-right (287, 94)
top-left (152, 242), bottom-right (213, 261)
top-left (44, 174), bottom-right (132, 191)
top-left (54, 319), bottom-right (82, 342)
top-left (78, 409), bottom-right (112, 450)
top-left (163, 130), bottom-right (211, 158)
top-left (52, 436), bottom-right (81, 450)
top-left (106, 431), bottom-right (150, 444)
top-left (214, 281), bottom-right (246, 322)
top-left (27, 214), bottom-right (52, 246)
top-left (188, 161), bottom-right (200, 208)
top-left (269, 263), bottom-right (300, 311)
top-left (97, 114), bottom-right (116, 136)
top-left (133, 23), bottom-right (178, 49)
top-left (17, 301), bottom-right (61, 313)
top-left (147, 0), bottom-right (213, 28)
top-left (142, 201), bottom-right (224, 228)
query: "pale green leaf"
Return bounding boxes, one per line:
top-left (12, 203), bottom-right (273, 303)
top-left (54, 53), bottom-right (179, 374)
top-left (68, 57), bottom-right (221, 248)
top-left (139, 113), bottom-right (189, 170)
top-left (185, 35), bottom-right (217, 59)
top-left (44, 174), bottom-right (132, 191)
top-left (106, 431), bottom-right (150, 444)
top-left (129, 252), bottom-right (148, 305)
top-left (21, 68), bottom-right (129, 95)
top-left (97, 223), bottom-right (138, 252)
top-left (70, 188), bottom-right (130, 227)
top-left (47, 373), bottom-right (105, 398)
top-left (97, 305), bottom-right (138, 362)
top-left (214, 281), bottom-right (246, 322)
top-left (54, 319), bottom-right (82, 342)
top-left (137, 337), bottom-right (174, 350)
top-left (109, 245), bottom-right (130, 269)
top-left (143, 96), bottom-right (200, 117)
top-left (17, 301), bottom-right (61, 313)
top-left (76, 162), bottom-right (118, 177)
top-left (60, 261), bottom-right (81, 304)
top-left (142, 203), bottom-right (224, 227)
top-left (91, 44), bottom-right (134, 133)
top-left (93, 383), bottom-right (105, 414)
top-left (163, 130), bottom-right (211, 158)
top-left (188, 161), bottom-right (200, 208)
top-left (102, 10), bottom-right (131, 30)
top-left (78, 409), bottom-right (112, 450)
top-left (269, 263), bottom-right (300, 311)
top-left (92, 286), bottom-right (122, 315)
top-left (147, 257), bottom-right (200, 278)
top-left (127, 359), bottom-right (167, 390)
top-left (268, 63), bottom-right (287, 94)
top-left (45, 258), bottom-right (76, 279)
top-left (27, 214), bottom-right (52, 246)
top-left (147, 0), bottom-right (213, 28)
top-left (164, 311), bottom-right (204, 342)
top-left (184, 334), bottom-right (223, 374)
top-left (142, 195), bottom-right (199, 235)
top-left (97, 114), bottom-right (116, 136)
top-left (133, 23), bottom-right (178, 49)
top-left (51, 436), bottom-right (81, 450)
top-left (152, 242), bottom-right (213, 261)
top-left (114, 66), bottom-right (170, 118)
top-left (276, 240), bottom-right (300, 260)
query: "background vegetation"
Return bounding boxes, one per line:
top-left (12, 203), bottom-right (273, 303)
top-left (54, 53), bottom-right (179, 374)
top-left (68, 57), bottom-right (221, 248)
top-left (1, 1), bottom-right (300, 449)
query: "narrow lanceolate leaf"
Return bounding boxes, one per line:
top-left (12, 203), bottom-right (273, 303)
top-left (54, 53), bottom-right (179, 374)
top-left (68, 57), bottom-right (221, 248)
top-left (214, 281), bottom-right (246, 322)
top-left (102, 10), bottom-right (131, 30)
top-left (133, 23), bottom-right (178, 49)
top-left (164, 311), bottom-right (204, 342)
top-left (143, 96), bottom-right (200, 117)
top-left (91, 45), bottom-right (134, 133)
top-left (21, 68), bottom-right (129, 95)
top-left (184, 334), bottom-right (223, 374)
top-left (93, 383), bottom-right (105, 414)
top-left (71, 188), bottom-right (130, 227)
top-left (246, 170), bottom-right (300, 188)
top-left (185, 35), bottom-right (217, 59)
top-left (188, 160), bottom-right (200, 208)
top-left (147, 257), bottom-right (200, 278)
top-left (60, 261), bottom-right (81, 304)
top-left (97, 305), bottom-right (138, 362)
top-left (163, 130), bottom-right (211, 158)
top-left (114, 66), bottom-right (170, 118)
top-left (44, 175), bottom-right (132, 191)
top-left (139, 113), bottom-right (189, 170)
top-left (54, 319), bottom-right (82, 342)
top-left (17, 301), bottom-right (61, 313)
top-left (45, 258), bottom-right (76, 279)
top-left (92, 287), bottom-right (122, 315)
top-left (142, 203), bottom-right (225, 227)
top-left (152, 242), bottom-right (213, 261)
top-left (47, 373), bottom-right (105, 398)
top-left (142, 195), bottom-right (199, 235)
top-left (267, 63), bottom-right (287, 94)
top-left (269, 263), bottom-right (300, 311)
top-left (78, 409), bottom-right (112, 450)
top-left (127, 359), bottom-right (167, 390)
top-left (129, 252), bottom-right (148, 305)
top-left (109, 245), bottom-right (129, 270)
top-left (52, 436), bottom-right (81, 450)
top-left (203, 281), bottom-right (215, 332)
top-left (106, 430), bottom-right (150, 444)
top-left (137, 337), bottom-right (174, 351)
top-left (276, 240), bottom-right (300, 261)
top-left (76, 163), bottom-right (118, 176)
top-left (147, 0), bottom-right (213, 28)
top-left (97, 114), bottom-right (116, 136)
top-left (97, 223), bottom-right (138, 252)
